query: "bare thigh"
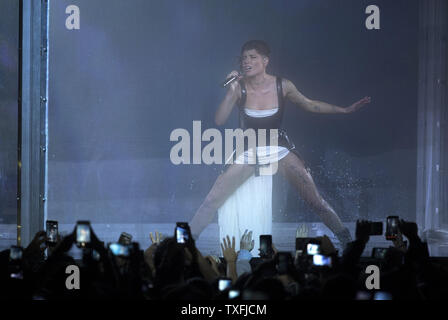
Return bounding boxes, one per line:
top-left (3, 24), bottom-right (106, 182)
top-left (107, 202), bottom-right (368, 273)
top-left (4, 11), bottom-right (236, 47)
top-left (204, 163), bottom-right (256, 210)
top-left (190, 163), bottom-right (255, 235)
top-left (278, 152), bottom-right (327, 211)
top-left (278, 152), bottom-right (345, 233)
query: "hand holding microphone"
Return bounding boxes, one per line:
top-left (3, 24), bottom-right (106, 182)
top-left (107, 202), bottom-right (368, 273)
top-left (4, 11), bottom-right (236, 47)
top-left (222, 70), bottom-right (242, 90)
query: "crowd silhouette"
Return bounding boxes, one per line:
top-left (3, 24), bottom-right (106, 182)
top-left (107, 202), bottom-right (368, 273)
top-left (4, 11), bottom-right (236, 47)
top-left (1, 218), bottom-right (447, 300)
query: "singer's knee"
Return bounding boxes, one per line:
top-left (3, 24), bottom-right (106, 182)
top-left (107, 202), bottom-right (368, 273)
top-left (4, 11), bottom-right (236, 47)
top-left (309, 196), bottom-right (331, 215)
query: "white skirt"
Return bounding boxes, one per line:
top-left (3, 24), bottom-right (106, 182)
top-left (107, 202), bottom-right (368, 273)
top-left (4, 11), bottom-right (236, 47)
top-left (218, 173), bottom-right (272, 257)
top-left (218, 146), bottom-right (289, 256)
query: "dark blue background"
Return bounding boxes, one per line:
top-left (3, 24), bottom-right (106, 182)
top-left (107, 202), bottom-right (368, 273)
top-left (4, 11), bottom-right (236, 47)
top-left (0, 0), bottom-right (19, 224)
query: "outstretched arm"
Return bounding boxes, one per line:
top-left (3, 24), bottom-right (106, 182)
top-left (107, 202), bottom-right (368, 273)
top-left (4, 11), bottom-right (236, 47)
top-left (283, 79), bottom-right (371, 114)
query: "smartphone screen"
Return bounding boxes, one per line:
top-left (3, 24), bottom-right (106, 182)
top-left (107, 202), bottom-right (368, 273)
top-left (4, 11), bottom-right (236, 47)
top-left (295, 237), bottom-right (313, 254)
top-left (9, 246), bottom-right (24, 279)
top-left (109, 243), bottom-right (130, 257)
top-left (259, 235), bottom-right (272, 257)
top-left (9, 246), bottom-right (23, 261)
top-left (386, 216), bottom-right (399, 240)
top-left (76, 222), bottom-right (91, 246)
top-left (313, 254), bottom-right (332, 267)
top-left (372, 247), bottom-right (388, 259)
top-left (228, 290), bottom-right (240, 299)
top-left (46, 220), bottom-right (58, 244)
top-left (218, 278), bottom-right (232, 291)
top-left (176, 223), bottom-right (190, 244)
top-left (307, 243), bottom-right (320, 255)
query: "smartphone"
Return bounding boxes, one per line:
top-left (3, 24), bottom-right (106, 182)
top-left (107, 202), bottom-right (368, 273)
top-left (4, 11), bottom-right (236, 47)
top-left (368, 222), bottom-right (383, 236)
top-left (108, 243), bottom-right (130, 257)
top-left (307, 243), bottom-right (321, 256)
top-left (92, 249), bottom-right (101, 261)
top-left (218, 278), bottom-right (232, 291)
top-left (228, 289), bottom-right (240, 299)
top-left (46, 220), bottom-right (58, 245)
top-left (9, 246), bottom-right (23, 261)
top-left (386, 216), bottom-right (400, 240)
top-left (175, 222), bottom-right (190, 244)
top-left (76, 221), bottom-right (91, 247)
top-left (312, 254), bottom-right (332, 267)
top-left (259, 235), bottom-right (272, 258)
top-left (372, 247), bottom-right (388, 259)
top-left (276, 252), bottom-right (292, 275)
top-left (118, 232), bottom-right (132, 245)
top-left (9, 246), bottom-right (24, 279)
top-left (295, 237), bottom-right (314, 254)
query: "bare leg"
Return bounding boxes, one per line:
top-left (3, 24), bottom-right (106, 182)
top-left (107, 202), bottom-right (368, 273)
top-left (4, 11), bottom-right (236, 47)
top-left (190, 164), bottom-right (255, 238)
top-left (278, 152), bottom-right (350, 241)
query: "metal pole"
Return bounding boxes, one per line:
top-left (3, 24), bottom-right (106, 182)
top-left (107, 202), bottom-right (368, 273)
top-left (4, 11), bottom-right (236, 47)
top-left (20, 0), bottom-right (48, 247)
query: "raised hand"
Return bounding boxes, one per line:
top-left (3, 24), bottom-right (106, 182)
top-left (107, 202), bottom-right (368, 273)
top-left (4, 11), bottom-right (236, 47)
top-left (345, 96), bottom-right (371, 113)
top-left (144, 231), bottom-right (163, 274)
top-left (204, 255), bottom-right (221, 276)
top-left (296, 224), bottom-right (309, 238)
top-left (226, 70), bottom-right (242, 92)
top-left (221, 235), bottom-right (237, 263)
top-left (24, 231), bottom-right (46, 264)
top-left (240, 229), bottom-right (254, 252)
top-left (149, 231), bottom-right (163, 245)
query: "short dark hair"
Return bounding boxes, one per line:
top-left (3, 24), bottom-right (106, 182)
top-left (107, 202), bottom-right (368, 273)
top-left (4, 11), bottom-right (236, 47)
top-left (241, 40), bottom-right (271, 58)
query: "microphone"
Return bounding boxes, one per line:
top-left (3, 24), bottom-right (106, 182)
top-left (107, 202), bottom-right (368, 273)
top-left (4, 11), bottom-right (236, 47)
top-left (222, 74), bottom-right (240, 88)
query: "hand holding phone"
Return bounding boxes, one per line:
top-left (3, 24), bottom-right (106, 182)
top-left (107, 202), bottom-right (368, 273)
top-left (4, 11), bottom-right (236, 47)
top-left (385, 216), bottom-right (400, 240)
top-left (9, 246), bottom-right (24, 279)
top-left (259, 235), bottom-right (273, 259)
top-left (175, 222), bottom-right (191, 245)
top-left (46, 220), bottom-right (59, 246)
top-left (9, 246), bottom-right (23, 261)
top-left (118, 232), bottom-right (132, 245)
top-left (76, 221), bottom-right (91, 248)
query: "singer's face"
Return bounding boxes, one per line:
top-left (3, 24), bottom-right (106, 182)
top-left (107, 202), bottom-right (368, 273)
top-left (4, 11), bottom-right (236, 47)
top-left (240, 49), bottom-right (268, 77)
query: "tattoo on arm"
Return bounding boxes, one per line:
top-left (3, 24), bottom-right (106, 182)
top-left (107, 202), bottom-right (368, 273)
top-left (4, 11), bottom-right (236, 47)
top-left (313, 105), bottom-right (320, 112)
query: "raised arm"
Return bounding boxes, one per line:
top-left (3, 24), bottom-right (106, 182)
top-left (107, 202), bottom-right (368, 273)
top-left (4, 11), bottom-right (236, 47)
top-left (215, 71), bottom-right (242, 126)
top-left (283, 79), bottom-right (371, 114)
